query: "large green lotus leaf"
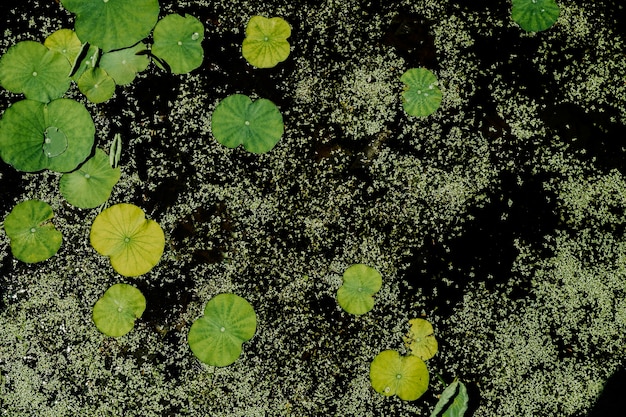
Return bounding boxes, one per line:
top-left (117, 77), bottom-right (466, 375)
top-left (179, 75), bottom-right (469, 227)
top-left (242, 16), bottom-right (291, 68)
top-left (100, 43), bottom-right (149, 85)
top-left (512, 0), bottom-right (560, 32)
top-left (90, 203), bottom-right (165, 277)
top-left (44, 29), bottom-right (83, 66)
top-left (61, 0), bottom-right (160, 52)
top-left (151, 14), bottom-right (204, 75)
top-left (188, 293), bottom-right (257, 367)
top-left (211, 94), bottom-right (284, 154)
top-left (370, 350), bottom-right (429, 401)
top-left (0, 99), bottom-right (95, 172)
top-left (77, 67), bottom-right (116, 103)
top-left (59, 148), bottom-right (121, 208)
top-left (336, 264), bottom-right (382, 315)
top-left (0, 41), bottom-right (71, 102)
top-left (404, 318), bottom-right (438, 360)
top-left (401, 68), bottom-right (442, 117)
top-left (92, 283), bottom-right (146, 337)
top-left (3, 200), bottom-right (62, 263)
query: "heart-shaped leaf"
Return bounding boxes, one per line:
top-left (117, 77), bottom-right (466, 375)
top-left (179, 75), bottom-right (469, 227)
top-left (242, 16), bottom-right (291, 68)
top-left (370, 350), bottom-right (429, 401)
top-left (188, 293), bottom-right (257, 367)
top-left (400, 68), bottom-right (442, 117)
top-left (92, 283), bottom-right (146, 337)
top-left (336, 264), bottom-right (382, 315)
top-left (90, 203), bottom-right (165, 277)
top-left (151, 14), bottom-right (204, 74)
top-left (3, 200), bottom-right (62, 263)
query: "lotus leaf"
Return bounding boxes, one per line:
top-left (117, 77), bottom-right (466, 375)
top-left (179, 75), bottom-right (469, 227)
top-left (401, 68), bottom-right (442, 117)
top-left (0, 98), bottom-right (95, 172)
top-left (61, 0), bottom-right (160, 52)
top-left (370, 350), bottom-right (429, 401)
top-left (188, 293), bottom-right (257, 367)
top-left (44, 29), bottom-right (83, 65)
top-left (70, 44), bottom-right (99, 81)
top-left (430, 379), bottom-right (469, 417)
top-left (99, 43), bottom-right (150, 85)
top-left (512, 0), bottom-right (560, 32)
top-left (0, 41), bottom-right (71, 102)
top-left (59, 148), bottom-right (121, 208)
top-left (211, 94), bottom-right (284, 154)
top-left (404, 318), bottom-right (438, 360)
top-left (90, 203), bottom-right (165, 277)
top-left (336, 264), bottom-right (382, 315)
top-left (151, 14), bottom-right (204, 74)
top-left (77, 67), bottom-right (116, 103)
top-left (242, 16), bottom-right (291, 68)
top-left (92, 283), bottom-right (146, 337)
top-left (3, 200), bottom-right (62, 263)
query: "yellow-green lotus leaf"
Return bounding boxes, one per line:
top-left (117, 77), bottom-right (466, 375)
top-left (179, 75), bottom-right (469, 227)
top-left (404, 318), bottom-right (438, 360)
top-left (242, 16), bottom-right (291, 68)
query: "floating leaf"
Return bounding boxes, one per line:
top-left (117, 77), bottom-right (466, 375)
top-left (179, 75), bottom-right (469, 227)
top-left (92, 283), bottom-right (146, 337)
top-left (242, 16), bottom-right (291, 68)
top-left (44, 29), bottom-right (83, 65)
top-left (188, 293), bottom-right (257, 367)
top-left (211, 94), bottom-right (284, 154)
top-left (3, 200), bottom-right (62, 263)
top-left (370, 350), bottom-right (429, 401)
top-left (100, 43), bottom-right (149, 85)
top-left (77, 67), bottom-right (116, 103)
top-left (0, 41), bottom-right (71, 102)
top-left (430, 379), bottom-right (469, 417)
top-left (90, 203), bottom-right (165, 277)
top-left (61, 0), bottom-right (160, 52)
top-left (70, 44), bottom-right (99, 81)
top-left (336, 264), bottom-right (382, 315)
top-left (400, 68), bottom-right (442, 117)
top-left (59, 148), bottom-right (121, 208)
top-left (151, 14), bottom-right (204, 74)
top-left (0, 98), bottom-right (95, 172)
top-left (404, 318), bottom-right (438, 360)
top-left (511, 0), bottom-right (560, 32)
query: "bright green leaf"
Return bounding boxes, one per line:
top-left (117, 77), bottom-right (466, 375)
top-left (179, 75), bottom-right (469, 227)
top-left (370, 350), bottom-right (429, 401)
top-left (336, 264), bottom-right (382, 315)
top-left (100, 43), bottom-right (149, 85)
top-left (242, 16), bottom-right (291, 68)
top-left (401, 68), bottom-right (442, 117)
top-left (430, 379), bottom-right (469, 417)
top-left (77, 67), bottom-right (116, 103)
top-left (92, 283), bottom-right (146, 337)
top-left (151, 14), bottom-right (204, 74)
top-left (511, 0), bottom-right (560, 32)
top-left (44, 29), bottom-right (83, 66)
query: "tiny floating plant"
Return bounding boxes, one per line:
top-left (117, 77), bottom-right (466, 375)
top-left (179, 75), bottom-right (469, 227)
top-left (400, 68), bottom-right (442, 117)
top-left (211, 94), bottom-right (284, 154)
top-left (3, 200), bottom-right (63, 263)
top-left (369, 350), bottom-right (430, 401)
top-left (511, 0), bottom-right (560, 32)
top-left (90, 203), bottom-right (165, 277)
top-left (151, 14), bottom-right (205, 74)
top-left (242, 16), bottom-right (291, 68)
top-left (92, 283), bottom-right (146, 337)
top-left (188, 293), bottom-right (257, 367)
top-left (336, 264), bottom-right (382, 315)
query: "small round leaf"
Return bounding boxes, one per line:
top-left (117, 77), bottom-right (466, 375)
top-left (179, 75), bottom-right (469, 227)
top-left (242, 16), bottom-right (291, 68)
top-left (370, 350), bottom-right (429, 401)
top-left (77, 67), bottom-right (116, 103)
top-left (400, 68), bottom-right (442, 117)
top-left (404, 318), bottom-right (438, 361)
top-left (99, 43), bottom-right (149, 85)
top-left (92, 283), bottom-right (146, 337)
top-left (90, 203), bottom-right (165, 277)
top-left (188, 293), bottom-right (257, 367)
top-left (59, 148), bottom-right (121, 208)
top-left (151, 14), bottom-right (204, 74)
top-left (44, 29), bottom-right (83, 65)
top-left (3, 200), bottom-right (62, 263)
top-left (211, 94), bottom-right (284, 154)
top-left (0, 41), bottom-right (71, 102)
top-left (336, 264), bottom-right (382, 315)
top-left (511, 0), bottom-right (560, 32)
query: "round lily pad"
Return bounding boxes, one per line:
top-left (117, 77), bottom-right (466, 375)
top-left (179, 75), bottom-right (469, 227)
top-left (61, 0), bottom-right (160, 52)
top-left (92, 283), bottom-right (146, 337)
top-left (0, 98), bottom-right (95, 172)
top-left (511, 0), bottom-right (560, 32)
top-left (99, 43), bottom-right (149, 85)
top-left (0, 40), bottom-right (71, 102)
top-left (400, 68), bottom-right (442, 117)
top-left (403, 318), bottom-right (438, 361)
top-left (77, 67), bottom-right (116, 103)
top-left (90, 203), bottom-right (165, 277)
top-left (188, 293), bottom-right (257, 367)
top-left (59, 148), bottom-right (121, 208)
top-left (151, 14), bottom-right (204, 75)
top-left (211, 94), bottom-right (284, 154)
top-left (370, 350), bottom-right (429, 401)
top-left (336, 264), bottom-right (382, 315)
top-left (242, 16), bottom-right (291, 68)
top-left (3, 200), bottom-right (62, 263)
top-left (44, 29), bottom-right (83, 65)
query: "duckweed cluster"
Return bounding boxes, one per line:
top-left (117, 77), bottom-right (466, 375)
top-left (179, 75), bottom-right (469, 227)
top-left (1, 0), bottom-right (625, 416)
